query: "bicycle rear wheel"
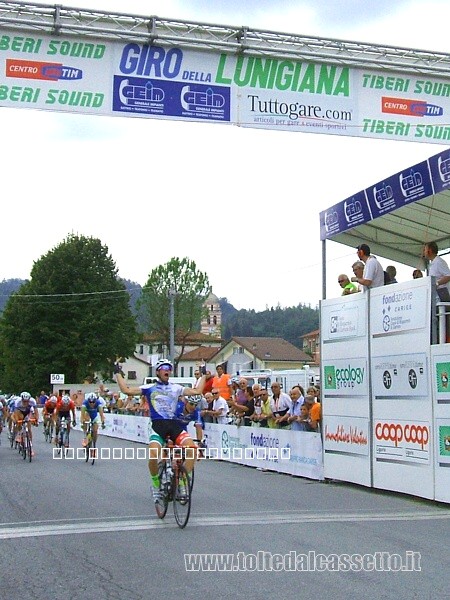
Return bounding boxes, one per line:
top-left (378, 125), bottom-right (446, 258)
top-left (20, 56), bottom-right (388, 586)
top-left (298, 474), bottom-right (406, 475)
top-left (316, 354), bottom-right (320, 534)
top-left (173, 465), bottom-right (191, 529)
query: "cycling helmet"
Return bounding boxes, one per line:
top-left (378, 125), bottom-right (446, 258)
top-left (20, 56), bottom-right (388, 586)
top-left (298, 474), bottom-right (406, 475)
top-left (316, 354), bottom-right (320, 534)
top-left (155, 358), bottom-right (173, 371)
top-left (49, 395), bottom-right (57, 403)
top-left (20, 391), bottom-right (31, 401)
top-left (187, 395), bottom-right (202, 406)
top-left (62, 395), bottom-right (71, 405)
top-left (0, 394), bottom-right (5, 401)
top-left (86, 392), bottom-right (97, 402)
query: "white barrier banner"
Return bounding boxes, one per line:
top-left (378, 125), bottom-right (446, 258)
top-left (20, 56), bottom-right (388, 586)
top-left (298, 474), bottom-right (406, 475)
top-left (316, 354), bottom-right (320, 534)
top-left (202, 423), bottom-right (324, 480)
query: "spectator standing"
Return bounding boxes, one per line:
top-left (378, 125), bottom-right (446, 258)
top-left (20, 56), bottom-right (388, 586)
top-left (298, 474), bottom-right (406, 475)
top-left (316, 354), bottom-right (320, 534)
top-left (268, 382), bottom-right (292, 428)
top-left (287, 387), bottom-right (304, 430)
top-left (258, 389), bottom-right (271, 427)
top-left (351, 261), bottom-right (365, 292)
top-left (303, 395), bottom-right (321, 432)
top-left (338, 274), bottom-right (357, 295)
top-left (351, 244), bottom-right (384, 291)
top-left (202, 392), bottom-right (214, 423)
top-left (385, 265), bottom-right (398, 284)
top-left (423, 241), bottom-right (450, 302)
top-left (212, 364), bottom-right (231, 401)
top-left (38, 390), bottom-right (49, 406)
top-left (204, 389), bottom-right (230, 424)
top-left (202, 370), bottom-right (214, 395)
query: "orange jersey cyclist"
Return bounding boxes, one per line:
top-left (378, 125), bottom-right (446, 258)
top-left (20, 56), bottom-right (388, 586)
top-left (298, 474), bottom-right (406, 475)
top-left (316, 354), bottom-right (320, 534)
top-left (53, 395), bottom-right (76, 445)
top-left (115, 358), bottom-right (206, 503)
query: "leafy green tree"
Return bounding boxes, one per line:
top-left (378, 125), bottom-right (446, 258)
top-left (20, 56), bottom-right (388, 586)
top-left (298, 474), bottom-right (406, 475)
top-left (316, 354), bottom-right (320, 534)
top-left (137, 257), bottom-right (210, 371)
top-left (0, 234), bottom-right (137, 392)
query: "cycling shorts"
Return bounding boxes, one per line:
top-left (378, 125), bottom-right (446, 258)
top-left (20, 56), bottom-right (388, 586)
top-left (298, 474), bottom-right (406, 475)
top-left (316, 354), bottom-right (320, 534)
top-left (150, 419), bottom-right (192, 447)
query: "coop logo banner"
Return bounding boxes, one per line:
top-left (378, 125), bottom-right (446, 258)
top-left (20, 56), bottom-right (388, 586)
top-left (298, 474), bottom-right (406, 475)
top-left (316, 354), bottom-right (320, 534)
top-left (374, 420), bottom-right (430, 463)
top-left (323, 360), bottom-right (367, 395)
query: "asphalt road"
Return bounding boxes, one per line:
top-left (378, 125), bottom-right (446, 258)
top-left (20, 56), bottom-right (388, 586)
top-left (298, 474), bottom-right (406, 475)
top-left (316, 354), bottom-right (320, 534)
top-left (0, 427), bottom-right (449, 600)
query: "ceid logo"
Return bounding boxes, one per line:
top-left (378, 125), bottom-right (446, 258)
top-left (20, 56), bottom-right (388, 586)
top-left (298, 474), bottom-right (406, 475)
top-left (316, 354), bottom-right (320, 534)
top-left (382, 96), bottom-right (443, 117)
top-left (375, 422), bottom-right (429, 449)
top-left (324, 365), bottom-right (364, 390)
top-left (6, 59), bottom-right (83, 81)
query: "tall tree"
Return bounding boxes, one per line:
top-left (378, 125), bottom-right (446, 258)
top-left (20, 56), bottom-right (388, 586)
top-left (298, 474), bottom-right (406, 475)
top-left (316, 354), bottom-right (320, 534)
top-left (137, 257), bottom-right (210, 370)
top-left (0, 234), bottom-right (137, 392)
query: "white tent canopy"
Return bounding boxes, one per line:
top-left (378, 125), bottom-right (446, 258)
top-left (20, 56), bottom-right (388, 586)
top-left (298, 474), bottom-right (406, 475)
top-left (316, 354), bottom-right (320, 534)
top-left (320, 147), bottom-right (450, 296)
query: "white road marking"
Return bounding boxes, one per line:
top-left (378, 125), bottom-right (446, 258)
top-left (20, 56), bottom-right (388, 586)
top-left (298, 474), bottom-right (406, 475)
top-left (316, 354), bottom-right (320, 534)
top-left (0, 510), bottom-right (449, 539)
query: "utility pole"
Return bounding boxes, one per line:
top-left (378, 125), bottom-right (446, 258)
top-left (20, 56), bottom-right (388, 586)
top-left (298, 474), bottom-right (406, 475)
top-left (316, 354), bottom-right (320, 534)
top-left (169, 287), bottom-right (176, 366)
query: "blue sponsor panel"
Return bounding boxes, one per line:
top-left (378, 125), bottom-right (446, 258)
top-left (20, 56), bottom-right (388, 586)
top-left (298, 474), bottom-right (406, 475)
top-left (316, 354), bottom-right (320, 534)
top-left (428, 149), bottom-right (450, 193)
top-left (112, 75), bottom-right (230, 121)
top-left (367, 160), bottom-right (433, 218)
top-left (320, 190), bottom-right (371, 240)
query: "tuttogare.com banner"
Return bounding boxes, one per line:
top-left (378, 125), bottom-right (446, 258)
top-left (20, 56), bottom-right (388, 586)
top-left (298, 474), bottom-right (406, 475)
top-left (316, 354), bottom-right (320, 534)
top-left (0, 30), bottom-right (449, 143)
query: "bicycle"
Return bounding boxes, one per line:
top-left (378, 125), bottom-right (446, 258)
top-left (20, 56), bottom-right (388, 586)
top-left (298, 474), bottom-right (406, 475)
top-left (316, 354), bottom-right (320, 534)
top-left (43, 418), bottom-right (54, 443)
top-left (17, 417), bottom-right (33, 462)
top-left (56, 416), bottom-right (70, 456)
top-left (84, 419), bottom-right (97, 465)
top-left (155, 439), bottom-right (192, 528)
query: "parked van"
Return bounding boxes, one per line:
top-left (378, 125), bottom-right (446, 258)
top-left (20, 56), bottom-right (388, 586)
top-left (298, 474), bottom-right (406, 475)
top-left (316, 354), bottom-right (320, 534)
top-left (236, 369), bottom-right (318, 392)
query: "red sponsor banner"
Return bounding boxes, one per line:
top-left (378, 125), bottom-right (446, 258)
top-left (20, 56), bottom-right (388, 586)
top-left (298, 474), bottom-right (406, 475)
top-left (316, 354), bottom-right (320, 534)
top-left (6, 58), bottom-right (62, 80)
top-left (382, 96), bottom-right (443, 117)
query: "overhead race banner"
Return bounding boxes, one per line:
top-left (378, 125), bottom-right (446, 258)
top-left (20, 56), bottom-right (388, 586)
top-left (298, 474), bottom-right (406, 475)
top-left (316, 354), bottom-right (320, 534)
top-left (0, 31), bottom-right (449, 144)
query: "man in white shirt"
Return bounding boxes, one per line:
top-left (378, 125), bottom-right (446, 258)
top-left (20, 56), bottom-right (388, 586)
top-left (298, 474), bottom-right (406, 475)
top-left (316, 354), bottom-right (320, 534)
top-left (351, 244), bottom-right (384, 291)
top-left (423, 241), bottom-right (450, 302)
top-left (204, 388), bottom-right (230, 424)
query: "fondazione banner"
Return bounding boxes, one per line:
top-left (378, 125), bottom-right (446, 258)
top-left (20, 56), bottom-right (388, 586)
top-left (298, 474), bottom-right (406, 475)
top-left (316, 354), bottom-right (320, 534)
top-left (0, 31), bottom-right (449, 143)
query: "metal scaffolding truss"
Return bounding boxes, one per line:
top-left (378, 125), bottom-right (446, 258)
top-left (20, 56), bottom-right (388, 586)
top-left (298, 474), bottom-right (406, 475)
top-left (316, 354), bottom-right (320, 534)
top-left (0, 0), bottom-right (449, 77)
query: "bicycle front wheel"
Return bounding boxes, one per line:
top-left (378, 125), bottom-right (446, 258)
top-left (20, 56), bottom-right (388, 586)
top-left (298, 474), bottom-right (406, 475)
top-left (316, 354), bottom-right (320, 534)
top-left (26, 433), bottom-right (32, 462)
top-left (90, 438), bottom-right (96, 465)
top-left (155, 465), bottom-right (169, 519)
top-left (173, 465), bottom-right (191, 529)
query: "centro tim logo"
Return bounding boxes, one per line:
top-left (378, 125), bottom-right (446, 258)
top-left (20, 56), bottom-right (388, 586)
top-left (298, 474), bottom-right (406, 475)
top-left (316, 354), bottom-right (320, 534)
top-left (324, 365), bottom-right (365, 389)
top-left (382, 96), bottom-right (443, 117)
top-left (6, 59), bottom-right (83, 81)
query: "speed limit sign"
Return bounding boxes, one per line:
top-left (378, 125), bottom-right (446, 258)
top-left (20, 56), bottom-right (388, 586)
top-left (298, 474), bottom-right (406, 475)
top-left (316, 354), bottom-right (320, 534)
top-left (50, 373), bottom-right (65, 384)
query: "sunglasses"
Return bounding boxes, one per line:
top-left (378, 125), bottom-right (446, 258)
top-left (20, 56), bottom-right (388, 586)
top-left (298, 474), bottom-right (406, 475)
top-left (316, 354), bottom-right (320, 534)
top-left (212, 392), bottom-right (219, 395)
top-left (158, 365), bottom-right (172, 371)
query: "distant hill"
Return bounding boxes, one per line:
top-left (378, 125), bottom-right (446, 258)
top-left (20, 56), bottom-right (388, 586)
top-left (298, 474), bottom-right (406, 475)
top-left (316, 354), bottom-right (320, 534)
top-left (0, 279), bottom-right (26, 313)
top-left (0, 280), bottom-right (318, 348)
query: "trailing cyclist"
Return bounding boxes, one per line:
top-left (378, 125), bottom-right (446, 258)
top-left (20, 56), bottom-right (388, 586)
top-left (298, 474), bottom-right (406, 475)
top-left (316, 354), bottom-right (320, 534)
top-left (114, 358), bottom-right (206, 503)
top-left (54, 395), bottom-right (77, 447)
top-left (43, 395), bottom-right (57, 437)
top-left (12, 392), bottom-right (38, 457)
top-left (80, 392), bottom-right (105, 447)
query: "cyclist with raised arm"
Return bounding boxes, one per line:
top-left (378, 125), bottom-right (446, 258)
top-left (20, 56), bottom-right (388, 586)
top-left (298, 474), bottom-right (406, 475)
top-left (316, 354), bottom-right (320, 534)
top-left (53, 395), bottom-right (77, 447)
top-left (115, 358), bottom-right (206, 503)
top-left (81, 392), bottom-right (105, 447)
top-left (12, 392), bottom-right (38, 457)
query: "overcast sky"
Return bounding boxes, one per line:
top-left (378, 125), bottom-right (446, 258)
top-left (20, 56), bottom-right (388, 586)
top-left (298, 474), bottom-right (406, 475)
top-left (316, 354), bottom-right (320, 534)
top-left (1, 0), bottom-right (449, 310)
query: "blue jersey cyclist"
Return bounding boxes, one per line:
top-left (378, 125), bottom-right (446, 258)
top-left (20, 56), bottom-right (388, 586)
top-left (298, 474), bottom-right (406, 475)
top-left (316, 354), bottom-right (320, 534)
top-left (81, 392), bottom-right (106, 447)
top-left (115, 358), bottom-right (206, 502)
top-left (174, 395), bottom-right (204, 442)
